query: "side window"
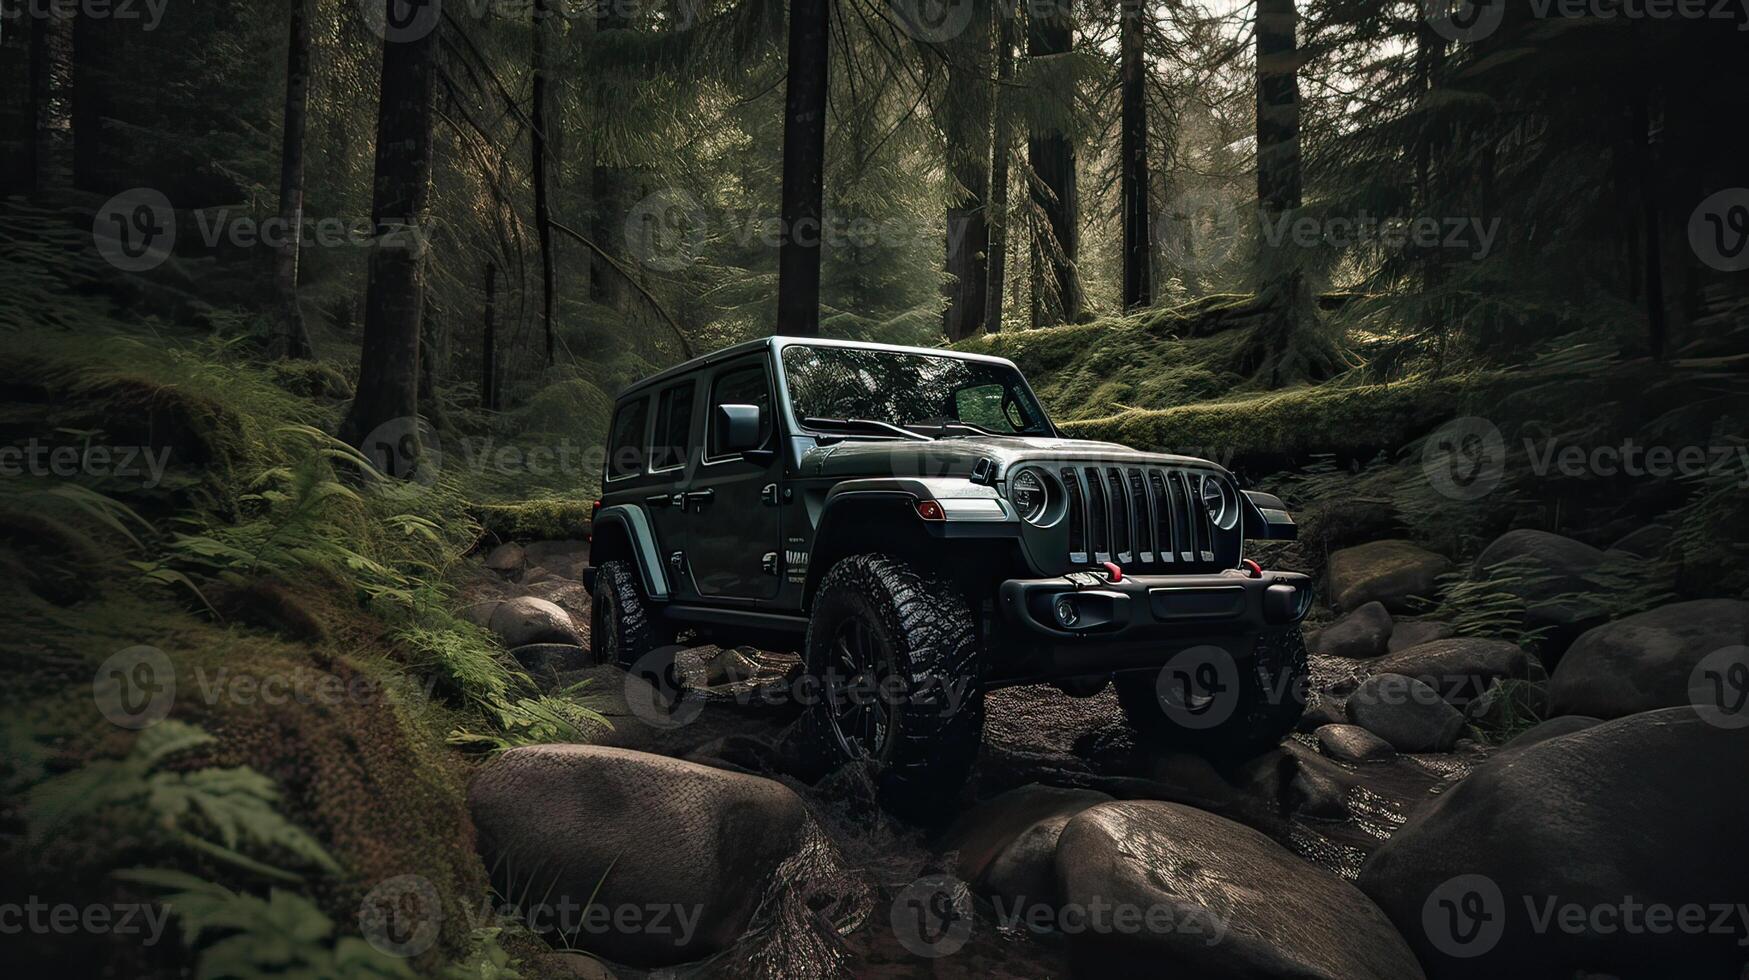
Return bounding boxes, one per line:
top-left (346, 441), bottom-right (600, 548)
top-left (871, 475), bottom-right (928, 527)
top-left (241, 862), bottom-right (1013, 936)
top-left (605, 396), bottom-right (649, 480)
top-left (707, 361), bottom-right (773, 459)
top-left (651, 380), bottom-right (696, 471)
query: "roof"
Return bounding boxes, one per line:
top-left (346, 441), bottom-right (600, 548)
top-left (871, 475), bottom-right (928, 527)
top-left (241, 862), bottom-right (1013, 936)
top-left (613, 335), bottom-right (1021, 400)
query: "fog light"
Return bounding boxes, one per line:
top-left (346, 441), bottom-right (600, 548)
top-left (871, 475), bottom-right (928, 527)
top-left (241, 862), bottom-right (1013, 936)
top-left (1054, 597), bottom-right (1079, 627)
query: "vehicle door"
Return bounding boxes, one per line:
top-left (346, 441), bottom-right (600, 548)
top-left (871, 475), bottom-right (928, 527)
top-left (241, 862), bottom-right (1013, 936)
top-left (643, 377), bottom-right (701, 602)
top-left (679, 355), bottom-right (783, 601)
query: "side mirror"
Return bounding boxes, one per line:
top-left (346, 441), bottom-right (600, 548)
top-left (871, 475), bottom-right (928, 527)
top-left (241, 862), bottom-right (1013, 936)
top-left (715, 403), bottom-right (763, 454)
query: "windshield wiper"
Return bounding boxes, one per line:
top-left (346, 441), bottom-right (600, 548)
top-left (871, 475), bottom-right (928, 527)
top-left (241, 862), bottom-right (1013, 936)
top-left (803, 416), bottom-right (935, 442)
top-left (911, 418), bottom-right (1005, 437)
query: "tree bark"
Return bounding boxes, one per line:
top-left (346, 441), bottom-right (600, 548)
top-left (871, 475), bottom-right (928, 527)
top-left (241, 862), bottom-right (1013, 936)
top-left (1254, 0), bottom-right (1301, 276)
top-left (340, 0), bottom-right (439, 465)
top-left (271, 0), bottom-right (316, 360)
top-left (941, 4), bottom-right (992, 341)
top-left (1636, 94), bottom-right (1667, 360)
top-left (590, 0), bottom-right (632, 308)
top-left (777, 0), bottom-right (830, 336)
top-left (482, 261), bottom-right (499, 411)
top-left (984, 2), bottom-right (1015, 335)
top-left (1026, 1), bottom-right (1083, 326)
top-left (1120, 0), bottom-right (1151, 310)
top-left (532, 0), bottom-right (556, 364)
top-left (30, 3), bottom-right (75, 191)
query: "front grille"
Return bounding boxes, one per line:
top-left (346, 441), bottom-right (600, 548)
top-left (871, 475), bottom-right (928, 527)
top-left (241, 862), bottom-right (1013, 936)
top-left (1060, 464), bottom-right (1228, 573)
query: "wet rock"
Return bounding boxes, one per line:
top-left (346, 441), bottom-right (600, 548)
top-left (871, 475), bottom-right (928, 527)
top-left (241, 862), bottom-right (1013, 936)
top-left (1310, 601), bottom-right (1393, 658)
top-left (1288, 750), bottom-right (1351, 819)
top-left (944, 784), bottom-right (1113, 910)
top-left (488, 595), bottom-right (582, 648)
top-left (1357, 708), bottom-right (1749, 979)
top-left (1366, 637), bottom-right (1529, 710)
top-left (1607, 523), bottom-right (1674, 559)
top-left (1327, 540), bottom-right (1452, 612)
top-left (521, 580), bottom-right (592, 624)
top-left (469, 744), bottom-right (807, 966)
top-left (1054, 800), bottom-right (1424, 979)
top-left (509, 643), bottom-right (587, 676)
top-left (484, 542), bottom-right (526, 573)
top-left (1315, 723), bottom-right (1396, 764)
top-left (1345, 674), bottom-right (1465, 753)
top-left (1496, 714), bottom-right (1599, 755)
top-left (1298, 698), bottom-right (1346, 732)
top-left (1387, 619), bottom-right (1455, 652)
top-left (1548, 598), bottom-right (1749, 719)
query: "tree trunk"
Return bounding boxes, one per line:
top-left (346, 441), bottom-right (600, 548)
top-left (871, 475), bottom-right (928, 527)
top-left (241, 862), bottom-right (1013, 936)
top-left (983, 3), bottom-right (1015, 335)
top-left (1636, 94), bottom-right (1667, 360)
top-left (777, 0), bottom-right (830, 336)
top-left (590, 0), bottom-right (632, 308)
top-left (340, 1), bottom-right (439, 466)
top-left (1026, 1), bottom-right (1083, 326)
top-left (941, 6), bottom-right (992, 342)
top-left (270, 0), bottom-right (316, 360)
top-left (1254, 0), bottom-right (1301, 279)
top-left (30, 4), bottom-right (75, 191)
top-left (481, 261), bottom-right (499, 411)
top-left (1120, 0), bottom-right (1151, 311)
top-left (532, 0), bottom-right (556, 364)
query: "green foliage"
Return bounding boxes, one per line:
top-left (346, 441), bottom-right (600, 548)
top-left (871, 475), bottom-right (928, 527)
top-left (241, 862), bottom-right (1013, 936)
top-left (1469, 679), bottom-right (1548, 746)
top-left (471, 498), bottom-right (595, 542)
top-left (448, 681), bottom-right (614, 754)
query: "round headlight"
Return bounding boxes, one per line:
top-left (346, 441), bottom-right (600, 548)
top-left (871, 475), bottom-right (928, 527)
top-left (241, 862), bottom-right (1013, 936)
top-left (1199, 475), bottom-right (1238, 530)
top-left (1009, 467), bottom-right (1052, 525)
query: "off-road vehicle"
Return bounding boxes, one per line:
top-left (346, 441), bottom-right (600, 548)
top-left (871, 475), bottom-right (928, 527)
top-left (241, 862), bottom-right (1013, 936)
top-left (586, 337), bottom-right (1310, 810)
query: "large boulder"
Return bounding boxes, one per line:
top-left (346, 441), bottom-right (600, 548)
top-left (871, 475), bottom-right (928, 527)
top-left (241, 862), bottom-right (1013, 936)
top-left (488, 595), bottom-right (582, 648)
top-left (1327, 540), bottom-right (1452, 612)
top-left (469, 745), bottom-right (807, 966)
top-left (484, 542), bottom-right (526, 573)
top-left (1053, 801), bottom-right (1424, 979)
top-left (1345, 674), bottom-right (1465, 752)
top-left (1548, 598), bottom-right (1749, 719)
top-left (1608, 523), bottom-right (1674, 560)
top-left (1366, 637), bottom-right (1529, 710)
top-left (1388, 619), bottom-right (1455, 653)
top-left (1471, 529), bottom-right (1610, 654)
top-left (1357, 709), bottom-right (1749, 979)
top-left (1315, 723), bottom-right (1397, 764)
top-left (1310, 601), bottom-right (1394, 658)
top-left (943, 784), bottom-right (1112, 909)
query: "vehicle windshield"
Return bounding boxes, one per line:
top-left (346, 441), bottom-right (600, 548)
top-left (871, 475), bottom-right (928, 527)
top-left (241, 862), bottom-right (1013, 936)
top-left (781, 345), bottom-right (1052, 437)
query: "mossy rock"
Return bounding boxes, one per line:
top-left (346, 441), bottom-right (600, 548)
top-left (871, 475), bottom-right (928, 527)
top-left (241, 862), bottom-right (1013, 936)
top-left (473, 498), bottom-right (594, 542)
top-left (268, 360), bottom-right (354, 400)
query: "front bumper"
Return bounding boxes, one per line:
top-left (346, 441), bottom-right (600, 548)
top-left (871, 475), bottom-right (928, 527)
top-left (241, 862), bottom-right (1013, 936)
top-left (994, 568), bottom-right (1313, 678)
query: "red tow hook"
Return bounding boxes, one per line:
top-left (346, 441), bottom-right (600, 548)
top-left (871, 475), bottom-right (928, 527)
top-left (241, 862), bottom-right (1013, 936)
top-left (1102, 561), bottom-right (1123, 583)
top-left (1241, 558), bottom-right (1263, 578)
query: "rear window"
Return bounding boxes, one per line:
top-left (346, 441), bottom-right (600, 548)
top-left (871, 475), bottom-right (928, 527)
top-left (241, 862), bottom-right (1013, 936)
top-left (606, 397), bottom-right (648, 480)
top-left (651, 381), bottom-right (696, 471)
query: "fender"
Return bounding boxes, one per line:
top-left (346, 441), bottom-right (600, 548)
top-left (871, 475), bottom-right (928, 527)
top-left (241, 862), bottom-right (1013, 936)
top-left (804, 478), bottom-right (1023, 601)
top-left (1241, 490), bottom-right (1297, 541)
top-left (592, 504), bottom-right (672, 600)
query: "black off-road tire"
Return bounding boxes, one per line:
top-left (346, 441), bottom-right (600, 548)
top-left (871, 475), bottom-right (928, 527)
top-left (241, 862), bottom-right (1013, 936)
top-left (1115, 626), bottom-right (1308, 760)
top-left (590, 560), bottom-right (669, 668)
top-left (802, 555), bottom-right (985, 820)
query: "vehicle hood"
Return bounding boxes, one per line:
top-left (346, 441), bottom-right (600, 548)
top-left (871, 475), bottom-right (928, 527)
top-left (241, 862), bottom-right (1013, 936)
top-left (797, 434), bottom-right (1226, 479)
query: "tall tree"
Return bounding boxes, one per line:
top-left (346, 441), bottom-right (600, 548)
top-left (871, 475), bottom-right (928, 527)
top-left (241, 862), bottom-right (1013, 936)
top-left (29, 4), bottom-right (75, 191)
top-left (1119, 0), bottom-right (1151, 310)
top-left (340, 0), bottom-right (439, 459)
top-left (1027, 0), bottom-right (1083, 326)
top-left (777, 0), bottom-right (830, 336)
top-left (589, 0), bottom-right (632, 309)
top-left (270, 0), bottom-right (316, 360)
top-left (532, 0), bottom-right (556, 364)
top-left (984, 2), bottom-right (1015, 335)
top-left (940, 2), bottom-right (993, 341)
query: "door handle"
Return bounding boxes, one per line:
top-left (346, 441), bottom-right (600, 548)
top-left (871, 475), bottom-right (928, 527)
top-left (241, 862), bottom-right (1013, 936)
top-left (644, 493), bottom-right (676, 507)
top-left (684, 489), bottom-right (715, 511)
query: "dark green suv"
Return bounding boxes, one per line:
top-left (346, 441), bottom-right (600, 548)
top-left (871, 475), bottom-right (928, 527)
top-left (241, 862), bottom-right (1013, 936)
top-left (586, 337), bottom-right (1310, 811)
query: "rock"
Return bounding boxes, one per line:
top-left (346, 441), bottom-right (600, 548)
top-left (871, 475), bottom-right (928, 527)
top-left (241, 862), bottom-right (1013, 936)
top-left (1344, 674), bottom-right (1465, 752)
top-left (1387, 619), bottom-right (1455, 652)
top-left (544, 952), bottom-right (616, 979)
top-left (1289, 755), bottom-right (1351, 819)
top-left (1471, 528), bottom-right (1610, 656)
top-left (1297, 698), bottom-right (1346, 732)
top-left (458, 599), bottom-right (502, 628)
top-left (1315, 723), bottom-right (1396, 763)
top-left (1309, 601), bottom-right (1394, 658)
top-left (1327, 540), bottom-right (1452, 612)
top-left (1496, 714), bottom-right (1599, 755)
top-left (1366, 637), bottom-right (1529, 710)
top-left (683, 734), bottom-right (800, 778)
top-left (1548, 598), bottom-right (1749, 719)
top-left (524, 538), bottom-right (590, 565)
top-left (509, 643), bottom-right (587, 675)
top-left (484, 542), bottom-right (526, 573)
top-left (469, 745), bottom-right (807, 966)
top-left (944, 784), bottom-right (1113, 909)
top-left (522, 580), bottom-right (592, 624)
top-left (1054, 801), bottom-right (1424, 979)
top-left (1607, 523), bottom-right (1674, 559)
top-left (1357, 708), bottom-right (1749, 979)
top-left (488, 595), bottom-right (582, 648)
top-left (1464, 678), bottom-right (1547, 733)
